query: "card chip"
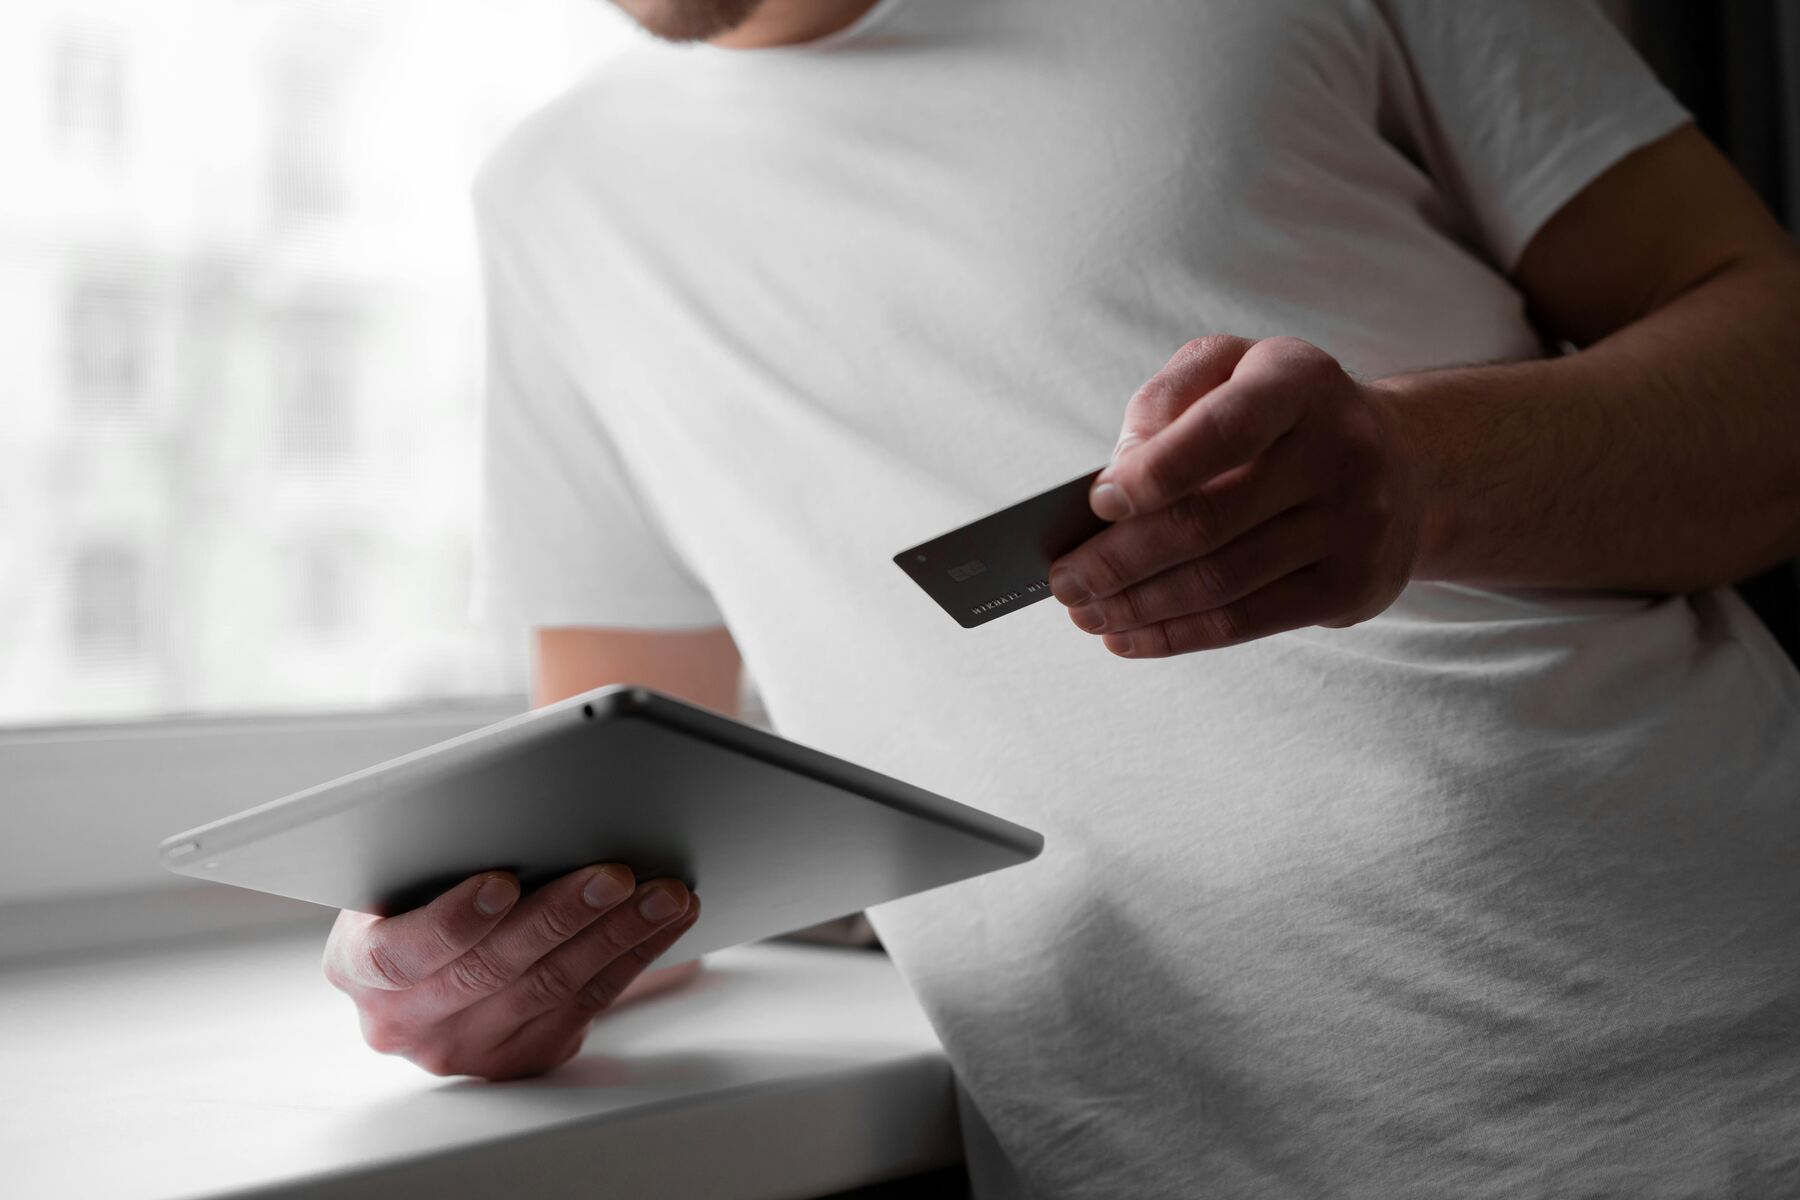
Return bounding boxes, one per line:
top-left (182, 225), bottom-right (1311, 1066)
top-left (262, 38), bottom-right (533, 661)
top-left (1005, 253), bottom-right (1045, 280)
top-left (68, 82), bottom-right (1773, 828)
top-left (947, 559), bottom-right (987, 582)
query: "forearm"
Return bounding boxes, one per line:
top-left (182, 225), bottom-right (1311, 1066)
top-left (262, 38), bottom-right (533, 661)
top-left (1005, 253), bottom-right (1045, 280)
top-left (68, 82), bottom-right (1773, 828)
top-left (532, 626), bottom-right (742, 715)
top-left (1376, 251), bottom-right (1800, 592)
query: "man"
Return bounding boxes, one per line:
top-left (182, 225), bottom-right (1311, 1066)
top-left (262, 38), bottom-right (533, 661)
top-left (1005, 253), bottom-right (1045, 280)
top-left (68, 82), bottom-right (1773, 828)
top-left (323, 0), bottom-right (1800, 1194)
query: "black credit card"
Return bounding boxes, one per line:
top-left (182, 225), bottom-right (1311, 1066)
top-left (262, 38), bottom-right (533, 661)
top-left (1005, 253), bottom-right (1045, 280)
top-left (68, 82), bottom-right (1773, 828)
top-left (893, 468), bottom-right (1111, 628)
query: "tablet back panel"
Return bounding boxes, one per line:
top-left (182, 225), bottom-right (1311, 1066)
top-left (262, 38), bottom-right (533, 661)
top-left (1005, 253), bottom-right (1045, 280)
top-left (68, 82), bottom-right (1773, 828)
top-left (161, 687), bottom-right (1042, 965)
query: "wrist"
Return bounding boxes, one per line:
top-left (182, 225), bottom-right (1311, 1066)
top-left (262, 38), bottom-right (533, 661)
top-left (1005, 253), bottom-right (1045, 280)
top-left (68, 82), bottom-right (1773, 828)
top-left (1364, 372), bottom-right (1458, 582)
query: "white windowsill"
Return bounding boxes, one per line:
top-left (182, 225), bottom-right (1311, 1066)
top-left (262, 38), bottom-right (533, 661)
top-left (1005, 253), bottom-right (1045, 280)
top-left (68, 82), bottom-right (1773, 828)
top-left (1, 701), bottom-right (527, 934)
top-left (0, 929), bottom-right (960, 1199)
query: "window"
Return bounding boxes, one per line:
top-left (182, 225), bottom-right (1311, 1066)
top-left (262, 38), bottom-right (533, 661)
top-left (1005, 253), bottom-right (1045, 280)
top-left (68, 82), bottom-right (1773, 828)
top-left (2, 0), bottom-right (641, 728)
top-left (292, 534), bottom-right (357, 636)
top-left (51, 28), bottom-right (126, 161)
top-left (69, 542), bottom-right (145, 663)
top-left (67, 274), bottom-right (147, 417)
top-left (273, 306), bottom-right (359, 465)
top-left (267, 50), bottom-right (347, 221)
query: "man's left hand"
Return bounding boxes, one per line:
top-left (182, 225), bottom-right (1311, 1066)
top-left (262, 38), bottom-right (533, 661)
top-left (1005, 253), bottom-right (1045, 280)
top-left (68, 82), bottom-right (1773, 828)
top-left (1048, 335), bottom-right (1421, 658)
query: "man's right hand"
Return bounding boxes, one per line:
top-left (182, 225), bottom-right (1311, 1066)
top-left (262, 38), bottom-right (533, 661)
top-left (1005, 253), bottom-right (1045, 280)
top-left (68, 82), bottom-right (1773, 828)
top-left (323, 864), bottom-right (700, 1080)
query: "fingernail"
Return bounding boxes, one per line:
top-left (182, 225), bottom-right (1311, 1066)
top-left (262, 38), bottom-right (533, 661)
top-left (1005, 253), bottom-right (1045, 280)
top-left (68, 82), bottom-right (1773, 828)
top-left (475, 877), bottom-right (518, 916)
top-left (1106, 633), bottom-right (1136, 656)
top-left (1070, 605), bottom-right (1104, 633)
top-left (582, 867), bottom-right (630, 910)
top-left (639, 884), bottom-right (684, 923)
top-left (1048, 566), bottom-right (1091, 605)
top-left (1090, 482), bottom-right (1131, 521)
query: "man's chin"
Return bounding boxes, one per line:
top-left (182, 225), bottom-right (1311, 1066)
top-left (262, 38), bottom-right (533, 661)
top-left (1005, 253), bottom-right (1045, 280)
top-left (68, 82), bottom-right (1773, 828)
top-left (608, 0), bottom-right (768, 43)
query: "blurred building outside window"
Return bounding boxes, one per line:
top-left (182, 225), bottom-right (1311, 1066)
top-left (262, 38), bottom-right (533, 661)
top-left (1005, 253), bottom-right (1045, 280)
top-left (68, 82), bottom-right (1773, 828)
top-left (1, 0), bottom-right (641, 726)
top-left (69, 541), bottom-right (145, 662)
top-left (51, 27), bottom-right (126, 162)
top-left (291, 533), bottom-right (357, 638)
top-left (267, 49), bottom-right (346, 222)
top-left (273, 305), bottom-right (358, 466)
top-left (67, 272), bottom-right (147, 417)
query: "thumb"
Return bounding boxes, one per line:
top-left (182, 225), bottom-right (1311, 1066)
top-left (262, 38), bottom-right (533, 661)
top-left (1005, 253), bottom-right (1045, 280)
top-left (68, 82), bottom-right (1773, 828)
top-left (1110, 335), bottom-right (1256, 462)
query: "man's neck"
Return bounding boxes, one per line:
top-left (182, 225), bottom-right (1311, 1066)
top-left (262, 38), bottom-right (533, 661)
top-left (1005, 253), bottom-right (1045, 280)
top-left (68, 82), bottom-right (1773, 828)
top-left (707, 0), bottom-right (883, 49)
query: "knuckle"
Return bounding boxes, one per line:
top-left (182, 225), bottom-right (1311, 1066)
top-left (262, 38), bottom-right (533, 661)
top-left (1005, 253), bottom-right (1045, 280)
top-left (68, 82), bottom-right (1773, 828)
top-left (363, 938), bottom-right (415, 991)
top-left (599, 905), bottom-right (649, 951)
top-left (1084, 539), bottom-right (1130, 597)
top-left (1129, 377), bottom-right (1173, 413)
top-left (1305, 344), bottom-right (1344, 380)
top-left (1138, 622), bottom-right (1175, 657)
top-left (1113, 428), bottom-right (1151, 458)
top-left (575, 971), bottom-right (627, 1015)
top-left (517, 956), bottom-right (583, 1014)
top-left (1203, 403), bottom-right (1261, 464)
top-left (1295, 336), bottom-right (1332, 362)
top-left (536, 900), bottom-right (593, 946)
top-left (1237, 337), bottom-right (1283, 371)
top-left (1187, 557), bottom-right (1233, 607)
top-left (1265, 334), bottom-right (1320, 364)
top-left (445, 946), bottom-right (512, 997)
top-left (1127, 375), bottom-right (1183, 430)
top-left (1206, 603), bottom-right (1251, 647)
top-left (1189, 333), bottom-right (1241, 358)
top-left (1108, 585), bottom-right (1147, 629)
top-left (424, 916), bottom-right (464, 962)
top-left (1135, 448), bottom-right (1186, 506)
top-left (1165, 495), bottom-right (1219, 550)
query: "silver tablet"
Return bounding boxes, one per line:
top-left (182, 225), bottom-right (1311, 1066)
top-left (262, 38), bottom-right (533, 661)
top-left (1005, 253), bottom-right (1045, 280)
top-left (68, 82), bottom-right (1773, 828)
top-left (160, 685), bottom-right (1043, 965)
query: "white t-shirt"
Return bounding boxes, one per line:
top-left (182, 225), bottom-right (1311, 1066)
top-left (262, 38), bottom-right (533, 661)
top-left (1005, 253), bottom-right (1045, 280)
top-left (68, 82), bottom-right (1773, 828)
top-left (473, 1), bottom-right (1800, 1194)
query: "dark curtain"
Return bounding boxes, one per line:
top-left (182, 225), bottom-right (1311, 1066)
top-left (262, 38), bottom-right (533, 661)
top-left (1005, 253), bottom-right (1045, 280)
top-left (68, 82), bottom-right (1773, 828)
top-left (1611, 0), bottom-right (1800, 662)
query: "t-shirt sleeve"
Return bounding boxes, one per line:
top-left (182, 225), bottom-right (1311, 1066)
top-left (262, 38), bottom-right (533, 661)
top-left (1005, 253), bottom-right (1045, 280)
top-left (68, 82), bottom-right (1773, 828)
top-left (470, 197), bottom-right (726, 633)
top-left (1369, 0), bottom-right (1691, 272)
